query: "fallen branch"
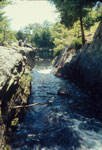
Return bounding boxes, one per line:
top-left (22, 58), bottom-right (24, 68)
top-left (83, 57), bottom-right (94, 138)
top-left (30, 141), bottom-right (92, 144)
top-left (13, 101), bottom-right (53, 109)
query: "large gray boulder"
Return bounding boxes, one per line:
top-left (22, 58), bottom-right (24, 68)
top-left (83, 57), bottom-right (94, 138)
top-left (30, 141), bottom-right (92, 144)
top-left (13, 46), bottom-right (35, 69)
top-left (0, 46), bottom-right (35, 149)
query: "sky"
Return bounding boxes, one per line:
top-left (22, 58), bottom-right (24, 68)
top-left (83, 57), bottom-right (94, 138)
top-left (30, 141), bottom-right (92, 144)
top-left (4, 0), bottom-right (59, 31)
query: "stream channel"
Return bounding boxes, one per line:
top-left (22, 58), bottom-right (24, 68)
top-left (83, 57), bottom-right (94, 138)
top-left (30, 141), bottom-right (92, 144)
top-left (11, 61), bottom-right (102, 150)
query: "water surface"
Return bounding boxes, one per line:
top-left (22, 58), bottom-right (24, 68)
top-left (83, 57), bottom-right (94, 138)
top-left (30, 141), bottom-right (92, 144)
top-left (11, 62), bottom-right (102, 150)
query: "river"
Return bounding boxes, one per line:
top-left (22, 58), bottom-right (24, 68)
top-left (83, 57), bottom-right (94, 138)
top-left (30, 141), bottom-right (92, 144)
top-left (10, 61), bottom-right (102, 150)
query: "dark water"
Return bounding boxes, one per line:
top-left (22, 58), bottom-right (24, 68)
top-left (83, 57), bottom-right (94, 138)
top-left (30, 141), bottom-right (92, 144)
top-left (11, 62), bottom-right (102, 150)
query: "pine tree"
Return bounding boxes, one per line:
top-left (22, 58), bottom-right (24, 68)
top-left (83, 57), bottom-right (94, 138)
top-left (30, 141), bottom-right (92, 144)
top-left (48, 0), bottom-right (100, 45)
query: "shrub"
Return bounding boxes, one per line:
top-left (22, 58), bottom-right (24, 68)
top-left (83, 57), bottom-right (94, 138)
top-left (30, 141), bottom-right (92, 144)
top-left (54, 50), bottom-right (63, 57)
top-left (72, 37), bottom-right (82, 50)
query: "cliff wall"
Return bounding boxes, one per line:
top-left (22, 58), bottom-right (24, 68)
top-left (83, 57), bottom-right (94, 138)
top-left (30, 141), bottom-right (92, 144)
top-left (54, 22), bottom-right (102, 120)
top-left (0, 46), bottom-right (35, 149)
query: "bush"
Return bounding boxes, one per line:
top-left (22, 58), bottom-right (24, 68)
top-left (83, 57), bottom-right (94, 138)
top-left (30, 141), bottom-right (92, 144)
top-left (72, 37), bottom-right (82, 50)
top-left (54, 50), bottom-right (63, 57)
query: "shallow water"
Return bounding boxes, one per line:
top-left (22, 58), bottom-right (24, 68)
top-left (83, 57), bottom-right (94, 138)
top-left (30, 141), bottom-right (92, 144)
top-left (11, 62), bottom-right (102, 150)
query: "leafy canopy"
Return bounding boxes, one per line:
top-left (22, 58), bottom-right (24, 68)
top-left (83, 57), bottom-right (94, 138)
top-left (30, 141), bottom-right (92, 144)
top-left (48, 0), bottom-right (101, 44)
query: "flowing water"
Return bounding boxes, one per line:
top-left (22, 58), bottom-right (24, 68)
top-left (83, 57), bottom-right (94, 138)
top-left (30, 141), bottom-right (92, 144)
top-left (11, 62), bottom-right (102, 150)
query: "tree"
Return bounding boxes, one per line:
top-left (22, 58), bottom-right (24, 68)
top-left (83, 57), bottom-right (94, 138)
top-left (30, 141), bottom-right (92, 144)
top-left (0, 0), bottom-right (12, 19)
top-left (30, 22), bottom-right (54, 49)
top-left (31, 27), bottom-right (54, 49)
top-left (48, 0), bottom-right (99, 45)
top-left (16, 30), bottom-right (26, 41)
top-left (6, 30), bottom-right (17, 42)
top-left (40, 29), bottom-right (54, 48)
top-left (0, 0), bottom-right (13, 45)
top-left (0, 18), bottom-right (9, 44)
top-left (51, 23), bottom-right (70, 52)
top-left (32, 32), bottom-right (41, 48)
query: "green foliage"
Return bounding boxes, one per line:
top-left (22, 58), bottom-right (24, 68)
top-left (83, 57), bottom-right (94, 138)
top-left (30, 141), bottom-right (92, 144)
top-left (0, 0), bottom-right (16, 45)
top-left (49, 0), bottom-right (98, 27)
top-left (51, 23), bottom-right (69, 51)
top-left (54, 49), bottom-right (62, 57)
top-left (83, 6), bottom-right (102, 30)
top-left (14, 1), bottom-right (102, 58)
top-left (21, 22), bottom-right (55, 49)
top-left (0, 0), bottom-right (12, 23)
top-left (94, 4), bottom-right (102, 21)
top-left (16, 30), bottom-right (26, 41)
top-left (51, 22), bottom-right (82, 53)
top-left (84, 15), bottom-right (95, 30)
top-left (72, 37), bottom-right (82, 50)
top-left (0, 17), bottom-right (16, 45)
top-left (48, 0), bottom-right (101, 45)
top-left (38, 29), bottom-right (54, 48)
top-left (8, 30), bottom-right (17, 41)
top-left (32, 32), bottom-right (41, 47)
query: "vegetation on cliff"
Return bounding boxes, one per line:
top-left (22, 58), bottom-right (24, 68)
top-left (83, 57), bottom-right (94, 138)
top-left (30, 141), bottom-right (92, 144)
top-left (0, 46), bottom-right (33, 150)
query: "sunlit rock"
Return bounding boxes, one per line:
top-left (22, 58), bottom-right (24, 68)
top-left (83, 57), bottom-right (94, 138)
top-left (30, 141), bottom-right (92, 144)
top-left (0, 46), bottom-right (34, 149)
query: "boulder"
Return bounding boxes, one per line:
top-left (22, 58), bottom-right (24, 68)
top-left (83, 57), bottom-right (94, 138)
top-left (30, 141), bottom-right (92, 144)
top-left (13, 47), bottom-right (35, 69)
top-left (0, 46), bottom-right (35, 149)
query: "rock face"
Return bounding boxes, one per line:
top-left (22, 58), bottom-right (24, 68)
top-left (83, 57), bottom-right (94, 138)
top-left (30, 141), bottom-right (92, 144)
top-left (18, 47), bottom-right (35, 69)
top-left (0, 46), bottom-right (35, 149)
top-left (54, 22), bottom-right (102, 120)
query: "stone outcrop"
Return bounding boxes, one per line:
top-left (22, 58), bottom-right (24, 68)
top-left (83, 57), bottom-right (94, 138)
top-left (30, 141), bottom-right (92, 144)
top-left (54, 22), bottom-right (102, 120)
top-left (0, 46), bottom-right (35, 149)
top-left (18, 47), bottom-right (35, 69)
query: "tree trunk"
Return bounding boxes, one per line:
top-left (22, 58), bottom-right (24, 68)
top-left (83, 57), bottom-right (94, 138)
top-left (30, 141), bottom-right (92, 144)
top-left (80, 16), bottom-right (85, 45)
top-left (2, 30), bottom-right (6, 45)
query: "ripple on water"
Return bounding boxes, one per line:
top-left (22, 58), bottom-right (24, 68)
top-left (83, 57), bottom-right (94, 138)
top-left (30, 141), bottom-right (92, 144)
top-left (11, 63), bottom-right (102, 150)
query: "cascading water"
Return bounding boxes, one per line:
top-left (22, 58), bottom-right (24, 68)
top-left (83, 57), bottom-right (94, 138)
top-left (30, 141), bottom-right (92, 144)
top-left (10, 61), bottom-right (102, 150)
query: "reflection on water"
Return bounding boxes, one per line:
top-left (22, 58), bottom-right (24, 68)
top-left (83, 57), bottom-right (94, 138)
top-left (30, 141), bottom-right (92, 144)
top-left (10, 62), bottom-right (102, 150)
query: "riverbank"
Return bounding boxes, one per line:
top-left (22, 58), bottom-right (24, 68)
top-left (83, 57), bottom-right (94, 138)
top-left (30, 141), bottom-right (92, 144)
top-left (54, 21), bottom-right (102, 121)
top-left (0, 46), bottom-right (35, 149)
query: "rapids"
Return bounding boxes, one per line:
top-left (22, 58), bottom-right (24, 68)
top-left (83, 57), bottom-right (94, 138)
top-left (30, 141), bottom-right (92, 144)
top-left (11, 62), bottom-right (102, 150)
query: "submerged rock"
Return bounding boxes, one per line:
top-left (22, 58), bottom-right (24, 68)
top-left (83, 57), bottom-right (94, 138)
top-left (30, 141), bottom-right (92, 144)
top-left (57, 88), bottom-right (73, 98)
